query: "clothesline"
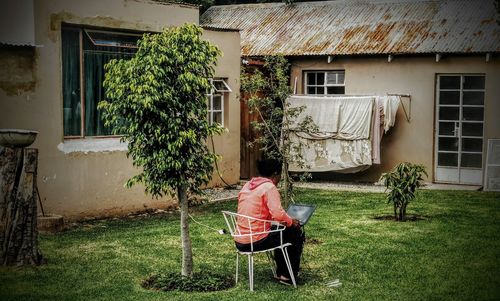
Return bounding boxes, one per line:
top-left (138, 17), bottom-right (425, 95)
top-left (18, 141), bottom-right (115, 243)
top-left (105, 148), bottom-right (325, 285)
top-left (290, 93), bottom-right (412, 123)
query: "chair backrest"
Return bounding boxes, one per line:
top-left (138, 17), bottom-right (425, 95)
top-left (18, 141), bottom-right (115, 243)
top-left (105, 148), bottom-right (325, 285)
top-left (222, 211), bottom-right (282, 248)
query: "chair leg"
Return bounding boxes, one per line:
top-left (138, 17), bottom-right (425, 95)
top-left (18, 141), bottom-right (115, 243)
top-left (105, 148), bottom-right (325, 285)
top-left (235, 252), bottom-right (239, 284)
top-left (266, 252), bottom-right (277, 278)
top-left (281, 247), bottom-right (297, 288)
top-left (248, 254), bottom-right (254, 291)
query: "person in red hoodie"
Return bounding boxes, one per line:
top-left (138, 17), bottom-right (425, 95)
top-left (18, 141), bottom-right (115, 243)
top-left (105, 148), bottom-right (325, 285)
top-left (235, 158), bottom-right (304, 285)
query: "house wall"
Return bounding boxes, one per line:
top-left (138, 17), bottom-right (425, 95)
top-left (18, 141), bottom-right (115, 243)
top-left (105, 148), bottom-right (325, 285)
top-left (203, 29), bottom-right (241, 187)
top-left (0, 0), bottom-right (240, 220)
top-left (289, 55), bottom-right (500, 182)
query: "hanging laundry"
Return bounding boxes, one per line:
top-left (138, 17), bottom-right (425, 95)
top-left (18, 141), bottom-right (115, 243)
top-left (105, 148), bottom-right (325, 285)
top-left (370, 97), bottom-right (384, 164)
top-left (289, 132), bottom-right (372, 172)
top-left (383, 95), bottom-right (401, 133)
top-left (289, 95), bottom-right (374, 140)
top-left (287, 95), bottom-right (401, 173)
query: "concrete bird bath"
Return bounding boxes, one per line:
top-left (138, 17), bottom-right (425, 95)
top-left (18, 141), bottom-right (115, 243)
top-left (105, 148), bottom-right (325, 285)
top-left (0, 129), bottom-right (38, 148)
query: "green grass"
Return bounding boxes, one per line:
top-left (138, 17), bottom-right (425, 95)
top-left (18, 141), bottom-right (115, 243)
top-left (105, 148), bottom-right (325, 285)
top-left (1, 189), bottom-right (499, 300)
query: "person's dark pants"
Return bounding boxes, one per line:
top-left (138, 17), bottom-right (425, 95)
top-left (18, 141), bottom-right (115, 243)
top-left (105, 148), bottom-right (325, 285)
top-left (235, 226), bottom-right (305, 279)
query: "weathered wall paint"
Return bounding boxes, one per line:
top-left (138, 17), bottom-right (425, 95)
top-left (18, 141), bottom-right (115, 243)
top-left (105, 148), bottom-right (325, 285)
top-left (0, 47), bottom-right (36, 96)
top-left (0, 0), bottom-right (240, 220)
top-left (203, 29), bottom-right (241, 187)
top-left (289, 55), bottom-right (500, 182)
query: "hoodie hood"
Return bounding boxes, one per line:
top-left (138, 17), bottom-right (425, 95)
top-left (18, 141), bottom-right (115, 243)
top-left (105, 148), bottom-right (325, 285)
top-left (248, 177), bottom-right (273, 190)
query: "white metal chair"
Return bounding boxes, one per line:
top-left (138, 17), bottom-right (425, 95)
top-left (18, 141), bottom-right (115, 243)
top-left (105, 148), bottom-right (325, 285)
top-left (222, 210), bottom-right (297, 291)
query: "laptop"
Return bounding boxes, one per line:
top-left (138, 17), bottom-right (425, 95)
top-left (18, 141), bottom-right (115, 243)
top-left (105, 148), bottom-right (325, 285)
top-left (286, 204), bottom-right (316, 226)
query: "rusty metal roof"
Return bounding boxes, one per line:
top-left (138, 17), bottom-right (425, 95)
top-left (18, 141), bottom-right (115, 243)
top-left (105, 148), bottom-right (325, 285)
top-left (200, 0), bottom-right (500, 56)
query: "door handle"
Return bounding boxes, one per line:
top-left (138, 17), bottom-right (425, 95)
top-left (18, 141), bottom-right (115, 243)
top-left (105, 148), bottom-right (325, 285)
top-left (454, 122), bottom-right (460, 137)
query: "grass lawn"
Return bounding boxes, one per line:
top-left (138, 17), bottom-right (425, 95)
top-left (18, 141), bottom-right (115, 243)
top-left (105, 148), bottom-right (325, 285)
top-left (1, 188), bottom-right (499, 300)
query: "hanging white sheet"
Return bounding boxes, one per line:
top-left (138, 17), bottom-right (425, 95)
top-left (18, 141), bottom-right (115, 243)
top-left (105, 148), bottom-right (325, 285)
top-left (287, 95), bottom-right (400, 173)
top-left (289, 95), bottom-right (374, 140)
top-left (289, 132), bottom-right (372, 172)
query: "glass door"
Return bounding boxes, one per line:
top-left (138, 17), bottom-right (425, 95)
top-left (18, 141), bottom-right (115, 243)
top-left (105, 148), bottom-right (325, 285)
top-left (435, 75), bottom-right (485, 185)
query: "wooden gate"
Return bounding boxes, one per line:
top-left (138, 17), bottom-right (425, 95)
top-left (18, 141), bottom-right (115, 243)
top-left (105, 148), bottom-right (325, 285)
top-left (240, 94), bottom-right (262, 179)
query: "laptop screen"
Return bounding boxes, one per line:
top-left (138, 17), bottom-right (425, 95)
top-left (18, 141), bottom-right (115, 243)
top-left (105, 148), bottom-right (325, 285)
top-left (286, 204), bottom-right (316, 226)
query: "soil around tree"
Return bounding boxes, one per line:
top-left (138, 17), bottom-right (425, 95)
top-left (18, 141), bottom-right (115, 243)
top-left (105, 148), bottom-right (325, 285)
top-left (373, 214), bottom-right (427, 222)
top-left (142, 271), bottom-right (235, 292)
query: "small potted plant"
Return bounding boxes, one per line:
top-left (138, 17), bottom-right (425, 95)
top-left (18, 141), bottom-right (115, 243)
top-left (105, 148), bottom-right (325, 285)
top-left (380, 162), bottom-right (427, 221)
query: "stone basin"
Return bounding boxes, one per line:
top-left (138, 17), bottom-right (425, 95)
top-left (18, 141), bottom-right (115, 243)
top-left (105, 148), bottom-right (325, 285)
top-left (0, 129), bottom-right (38, 148)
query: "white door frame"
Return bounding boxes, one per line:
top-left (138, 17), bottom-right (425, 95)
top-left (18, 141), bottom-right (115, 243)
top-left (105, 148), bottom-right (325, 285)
top-left (434, 74), bottom-right (485, 185)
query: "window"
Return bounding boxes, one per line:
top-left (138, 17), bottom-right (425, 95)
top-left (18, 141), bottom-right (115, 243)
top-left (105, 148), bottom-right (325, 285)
top-left (62, 26), bottom-right (142, 137)
top-left (304, 71), bottom-right (345, 95)
top-left (207, 78), bottom-right (231, 126)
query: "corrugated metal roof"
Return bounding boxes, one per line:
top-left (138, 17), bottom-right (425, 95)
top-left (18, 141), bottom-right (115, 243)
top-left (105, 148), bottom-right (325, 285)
top-left (200, 0), bottom-right (500, 56)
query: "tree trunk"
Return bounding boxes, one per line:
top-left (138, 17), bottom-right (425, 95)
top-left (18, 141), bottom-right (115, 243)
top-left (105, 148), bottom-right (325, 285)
top-left (0, 147), bottom-right (43, 266)
top-left (282, 160), bottom-right (291, 208)
top-left (177, 185), bottom-right (193, 277)
top-left (393, 203), bottom-right (398, 221)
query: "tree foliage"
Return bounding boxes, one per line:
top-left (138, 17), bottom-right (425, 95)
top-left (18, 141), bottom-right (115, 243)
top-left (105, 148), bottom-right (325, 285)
top-left (100, 24), bottom-right (223, 197)
top-left (380, 162), bottom-right (428, 221)
top-left (241, 55), bottom-right (316, 205)
top-left (99, 23), bottom-right (223, 276)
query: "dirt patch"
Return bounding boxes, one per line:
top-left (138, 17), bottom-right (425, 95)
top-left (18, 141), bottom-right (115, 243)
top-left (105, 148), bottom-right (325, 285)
top-left (373, 215), bottom-right (427, 222)
top-left (307, 238), bottom-right (323, 245)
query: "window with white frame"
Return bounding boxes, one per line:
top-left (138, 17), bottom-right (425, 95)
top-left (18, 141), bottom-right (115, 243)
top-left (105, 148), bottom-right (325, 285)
top-left (207, 78), bottom-right (231, 126)
top-left (62, 25), bottom-right (142, 137)
top-left (304, 71), bottom-right (345, 95)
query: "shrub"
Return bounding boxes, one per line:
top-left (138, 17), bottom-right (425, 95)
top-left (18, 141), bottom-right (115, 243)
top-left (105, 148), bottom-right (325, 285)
top-left (380, 162), bottom-right (427, 221)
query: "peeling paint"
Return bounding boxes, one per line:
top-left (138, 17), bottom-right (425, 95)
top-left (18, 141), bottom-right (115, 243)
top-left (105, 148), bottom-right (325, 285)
top-left (49, 11), bottom-right (156, 43)
top-left (57, 138), bottom-right (128, 154)
top-left (0, 46), bottom-right (36, 95)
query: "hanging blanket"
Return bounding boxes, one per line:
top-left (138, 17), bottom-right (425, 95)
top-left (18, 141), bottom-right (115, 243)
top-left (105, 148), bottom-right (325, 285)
top-left (288, 95), bottom-right (374, 172)
top-left (288, 95), bottom-right (374, 140)
top-left (289, 132), bottom-right (372, 172)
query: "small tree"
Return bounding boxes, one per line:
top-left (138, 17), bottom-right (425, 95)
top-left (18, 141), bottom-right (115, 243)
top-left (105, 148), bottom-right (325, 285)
top-left (241, 55), bottom-right (316, 206)
top-left (99, 24), bottom-right (223, 277)
top-left (380, 162), bottom-right (428, 221)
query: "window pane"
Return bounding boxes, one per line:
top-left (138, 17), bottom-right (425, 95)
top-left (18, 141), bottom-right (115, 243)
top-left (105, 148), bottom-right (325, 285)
top-left (439, 122), bottom-right (455, 136)
top-left (461, 153), bottom-right (482, 168)
top-left (439, 76), bottom-right (460, 89)
top-left (213, 95), bottom-right (222, 110)
top-left (337, 72), bottom-right (345, 84)
top-left (462, 107), bottom-right (484, 121)
top-left (462, 138), bottom-right (482, 152)
top-left (213, 112), bottom-right (223, 125)
top-left (84, 51), bottom-right (131, 136)
top-left (327, 86), bottom-right (345, 95)
top-left (439, 137), bottom-right (458, 151)
top-left (439, 91), bottom-right (460, 105)
top-left (212, 79), bottom-right (231, 92)
top-left (463, 91), bottom-right (484, 105)
top-left (62, 28), bottom-right (81, 136)
top-left (463, 76), bottom-right (485, 90)
top-left (326, 72), bottom-right (337, 84)
top-left (438, 153), bottom-right (458, 167)
top-left (462, 122), bottom-right (483, 137)
top-left (307, 73), bottom-right (316, 85)
top-left (83, 30), bottom-right (139, 54)
top-left (317, 87), bottom-right (325, 94)
top-left (307, 87), bottom-right (316, 94)
top-left (439, 106), bottom-right (459, 121)
top-left (317, 73), bottom-right (325, 85)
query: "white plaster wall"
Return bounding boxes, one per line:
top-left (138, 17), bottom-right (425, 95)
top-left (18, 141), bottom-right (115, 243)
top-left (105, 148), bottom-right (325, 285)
top-left (290, 55), bottom-right (500, 182)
